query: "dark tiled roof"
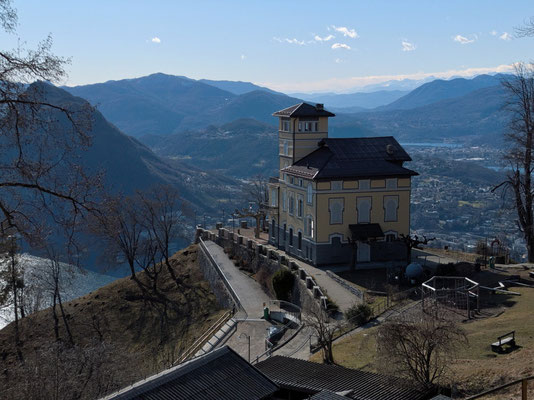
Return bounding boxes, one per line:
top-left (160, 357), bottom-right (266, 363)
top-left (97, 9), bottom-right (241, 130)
top-left (285, 137), bottom-right (418, 180)
top-left (256, 356), bottom-right (431, 400)
top-left (349, 223), bottom-right (384, 240)
top-left (310, 390), bottom-right (353, 399)
top-left (273, 102), bottom-right (335, 118)
top-left (103, 346), bottom-right (278, 400)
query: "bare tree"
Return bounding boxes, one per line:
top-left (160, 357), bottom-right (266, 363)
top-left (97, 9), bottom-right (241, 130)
top-left (515, 16), bottom-right (534, 37)
top-left (399, 234), bottom-right (436, 264)
top-left (0, 234), bottom-right (23, 354)
top-left (305, 302), bottom-right (341, 364)
top-left (493, 63), bottom-right (534, 261)
top-left (0, 0), bottom-right (99, 251)
top-left (238, 174), bottom-right (269, 237)
top-left (376, 311), bottom-right (467, 388)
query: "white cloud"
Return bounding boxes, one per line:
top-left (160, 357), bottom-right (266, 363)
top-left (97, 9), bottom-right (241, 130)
top-left (332, 43), bottom-right (351, 50)
top-left (151, 37), bottom-right (161, 43)
top-left (500, 32), bottom-right (512, 41)
top-left (335, 58), bottom-right (343, 64)
top-left (401, 40), bottom-right (416, 52)
top-left (453, 34), bottom-right (475, 44)
top-left (240, 54), bottom-right (246, 60)
top-left (332, 26), bottom-right (358, 39)
top-left (273, 37), bottom-right (306, 45)
top-left (490, 30), bottom-right (498, 36)
top-left (314, 34), bottom-right (335, 42)
top-left (259, 63), bottom-right (515, 93)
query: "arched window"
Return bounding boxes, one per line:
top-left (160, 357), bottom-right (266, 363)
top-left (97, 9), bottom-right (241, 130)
top-left (329, 198), bottom-right (344, 224)
top-left (357, 197), bottom-right (372, 223)
top-left (307, 183), bottom-right (313, 204)
top-left (289, 228), bottom-right (294, 246)
top-left (298, 231), bottom-right (302, 250)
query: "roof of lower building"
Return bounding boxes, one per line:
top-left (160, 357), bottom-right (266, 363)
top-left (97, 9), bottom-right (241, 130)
top-left (273, 102), bottom-right (335, 118)
top-left (283, 137), bottom-right (418, 180)
top-left (255, 356), bottom-right (432, 400)
top-left (309, 390), bottom-right (353, 399)
top-left (101, 346), bottom-right (278, 400)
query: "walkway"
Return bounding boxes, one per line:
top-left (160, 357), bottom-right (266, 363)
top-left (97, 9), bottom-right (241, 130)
top-left (203, 240), bottom-right (271, 318)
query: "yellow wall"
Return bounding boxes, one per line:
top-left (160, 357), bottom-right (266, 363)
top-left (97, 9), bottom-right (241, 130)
top-left (315, 185), bottom-right (411, 243)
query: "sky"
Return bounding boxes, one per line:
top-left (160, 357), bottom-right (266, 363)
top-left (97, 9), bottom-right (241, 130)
top-left (1, 0), bottom-right (533, 93)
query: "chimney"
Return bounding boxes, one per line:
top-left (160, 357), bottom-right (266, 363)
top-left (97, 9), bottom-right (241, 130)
top-left (315, 103), bottom-right (324, 111)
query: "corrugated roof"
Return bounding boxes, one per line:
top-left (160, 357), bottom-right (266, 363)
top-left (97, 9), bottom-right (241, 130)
top-left (256, 356), bottom-right (432, 400)
top-left (310, 390), bottom-right (353, 399)
top-left (273, 102), bottom-right (335, 118)
top-left (284, 137), bottom-right (418, 180)
top-left (102, 346), bottom-right (278, 400)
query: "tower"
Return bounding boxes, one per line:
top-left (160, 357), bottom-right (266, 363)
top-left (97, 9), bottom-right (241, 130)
top-left (272, 103), bottom-right (335, 178)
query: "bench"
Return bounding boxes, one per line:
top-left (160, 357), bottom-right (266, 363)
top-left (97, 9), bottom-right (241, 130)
top-left (491, 331), bottom-right (515, 353)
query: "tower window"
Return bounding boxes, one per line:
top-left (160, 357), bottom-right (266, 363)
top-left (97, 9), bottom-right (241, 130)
top-left (307, 183), bottom-right (313, 205)
top-left (282, 120), bottom-right (290, 132)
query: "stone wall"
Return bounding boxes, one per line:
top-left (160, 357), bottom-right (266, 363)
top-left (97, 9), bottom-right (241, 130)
top-left (197, 239), bottom-right (237, 310)
top-left (195, 227), bottom-right (325, 311)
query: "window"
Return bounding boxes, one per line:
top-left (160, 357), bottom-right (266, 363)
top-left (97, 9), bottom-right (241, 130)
top-left (283, 223), bottom-right (287, 241)
top-left (270, 189), bottom-right (277, 207)
top-left (271, 220), bottom-right (276, 238)
top-left (384, 196), bottom-right (399, 222)
top-left (386, 178), bottom-right (398, 189)
top-left (289, 228), bottom-right (293, 246)
top-left (307, 183), bottom-right (313, 205)
top-left (331, 181), bottom-right (342, 191)
top-left (288, 192), bottom-right (295, 215)
top-left (305, 215), bottom-right (314, 238)
top-left (357, 197), bottom-right (372, 223)
top-left (298, 231), bottom-right (302, 250)
top-left (282, 190), bottom-right (287, 211)
top-left (289, 176), bottom-right (294, 184)
top-left (298, 120), bottom-right (318, 132)
top-left (297, 195), bottom-right (303, 218)
top-left (359, 179), bottom-right (370, 190)
top-left (299, 179), bottom-right (303, 187)
top-left (283, 141), bottom-right (288, 156)
top-left (329, 198), bottom-right (344, 224)
top-left (384, 231), bottom-right (398, 242)
top-left (281, 119), bottom-right (290, 132)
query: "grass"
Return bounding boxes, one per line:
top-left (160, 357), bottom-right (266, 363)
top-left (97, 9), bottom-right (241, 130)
top-left (318, 268), bottom-right (534, 398)
top-left (0, 244), bottom-right (226, 399)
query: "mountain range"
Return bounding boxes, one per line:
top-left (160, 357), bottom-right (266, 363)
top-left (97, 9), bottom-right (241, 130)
top-left (41, 83), bottom-right (241, 214)
top-left (65, 73), bottom-right (300, 137)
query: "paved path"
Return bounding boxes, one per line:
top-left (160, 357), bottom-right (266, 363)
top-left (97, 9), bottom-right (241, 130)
top-left (262, 243), bottom-right (361, 313)
top-left (203, 240), bottom-right (271, 318)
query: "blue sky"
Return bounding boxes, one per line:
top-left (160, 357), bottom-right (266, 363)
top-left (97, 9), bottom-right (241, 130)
top-left (1, 0), bottom-right (532, 93)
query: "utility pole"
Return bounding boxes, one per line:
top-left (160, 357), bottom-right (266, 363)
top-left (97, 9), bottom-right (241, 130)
top-left (239, 333), bottom-right (251, 363)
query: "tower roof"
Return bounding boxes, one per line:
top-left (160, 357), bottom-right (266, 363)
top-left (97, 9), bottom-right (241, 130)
top-left (273, 102), bottom-right (335, 118)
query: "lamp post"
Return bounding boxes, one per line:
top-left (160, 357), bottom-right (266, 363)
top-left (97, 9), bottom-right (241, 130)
top-left (239, 333), bottom-right (251, 363)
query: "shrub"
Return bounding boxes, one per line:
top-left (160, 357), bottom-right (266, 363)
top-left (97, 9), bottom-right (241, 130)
top-left (272, 268), bottom-right (295, 301)
top-left (345, 303), bottom-right (373, 327)
top-left (325, 297), bottom-right (339, 316)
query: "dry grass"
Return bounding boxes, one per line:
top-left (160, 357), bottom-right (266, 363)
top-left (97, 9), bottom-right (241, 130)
top-left (321, 267), bottom-right (534, 399)
top-left (0, 244), bottom-right (226, 399)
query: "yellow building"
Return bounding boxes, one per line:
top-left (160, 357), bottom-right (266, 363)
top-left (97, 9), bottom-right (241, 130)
top-left (267, 103), bottom-right (418, 267)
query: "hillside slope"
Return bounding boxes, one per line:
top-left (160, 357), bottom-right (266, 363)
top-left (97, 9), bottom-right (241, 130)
top-left (41, 82), bottom-right (241, 213)
top-left (0, 245), bottom-right (226, 400)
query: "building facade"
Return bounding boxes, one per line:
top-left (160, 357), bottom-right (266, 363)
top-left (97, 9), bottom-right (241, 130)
top-left (267, 103), bottom-right (418, 267)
